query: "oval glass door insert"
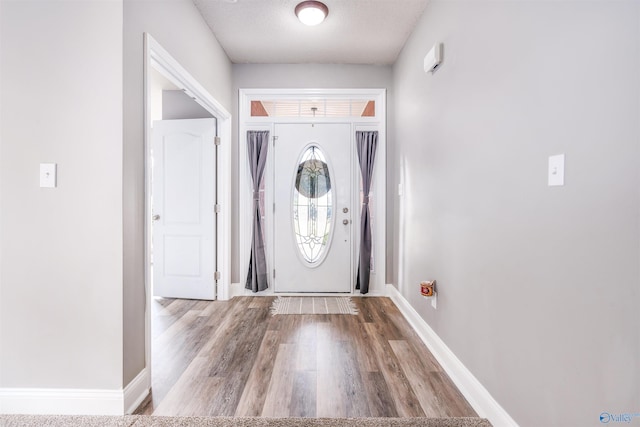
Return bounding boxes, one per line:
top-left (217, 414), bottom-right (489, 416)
top-left (293, 145), bottom-right (333, 264)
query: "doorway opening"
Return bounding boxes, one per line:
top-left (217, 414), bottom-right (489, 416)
top-left (149, 68), bottom-right (218, 300)
top-left (143, 33), bottom-right (232, 410)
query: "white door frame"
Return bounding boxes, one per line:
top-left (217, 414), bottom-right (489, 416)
top-left (143, 33), bottom-right (232, 376)
top-left (238, 88), bottom-right (386, 296)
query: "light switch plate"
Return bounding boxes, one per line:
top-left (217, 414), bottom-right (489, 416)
top-left (548, 154), bottom-right (565, 186)
top-left (40, 163), bottom-right (57, 188)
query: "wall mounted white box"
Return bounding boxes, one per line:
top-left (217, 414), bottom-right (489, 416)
top-left (424, 43), bottom-right (442, 73)
top-left (40, 163), bottom-right (57, 188)
top-left (548, 154), bottom-right (565, 186)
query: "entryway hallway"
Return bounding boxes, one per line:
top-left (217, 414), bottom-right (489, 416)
top-left (135, 297), bottom-right (477, 418)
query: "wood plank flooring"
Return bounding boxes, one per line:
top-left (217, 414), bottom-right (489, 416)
top-left (135, 296), bottom-right (477, 418)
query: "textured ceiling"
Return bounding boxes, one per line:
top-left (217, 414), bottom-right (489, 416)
top-left (192, 0), bottom-right (430, 65)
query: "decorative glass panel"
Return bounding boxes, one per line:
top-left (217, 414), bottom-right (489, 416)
top-left (251, 99), bottom-right (376, 118)
top-left (293, 146), bottom-right (333, 264)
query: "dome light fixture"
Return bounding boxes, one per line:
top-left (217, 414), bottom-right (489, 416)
top-left (295, 1), bottom-right (329, 26)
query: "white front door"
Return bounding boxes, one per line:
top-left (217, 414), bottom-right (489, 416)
top-left (152, 119), bottom-right (217, 300)
top-left (273, 123), bottom-right (352, 293)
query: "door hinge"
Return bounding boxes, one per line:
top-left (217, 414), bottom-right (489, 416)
top-left (273, 135), bottom-right (278, 146)
top-left (214, 136), bottom-right (221, 146)
top-left (215, 271), bottom-right (221, 281)
top-left (215, 204), bottom-right (221, 214)
top-left (273, 269), bottom-right (276, 279)
top-left (273, 202), bottom-right (275, 213)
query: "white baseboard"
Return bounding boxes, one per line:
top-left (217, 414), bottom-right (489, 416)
top-left (361, 287), bottom-right (387, 297)
top-left (217, 281), bottom-right (231, 301)
top-left (123, 368), bottom-right (149, 415)
top-left (0, 368), bottom-right (149, 415)
top-left (230, 282), bottom-right (253, 298)
top-left (0, 388), bottom-right (124, 415)
top-left (230, 283), bottom-right (388, 298)
top-left (385, 284), bottom-right (519, 427)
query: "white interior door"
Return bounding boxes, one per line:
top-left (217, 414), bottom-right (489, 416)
top-left (152, 119), bottom-right (216, 300)
top-left (273, 123), bottom-right (352, 293)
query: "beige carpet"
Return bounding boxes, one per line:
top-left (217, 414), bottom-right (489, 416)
top-left (0, 415), bottom-right (493, 427)
top-left (270, 297), bottom-right (358, 315)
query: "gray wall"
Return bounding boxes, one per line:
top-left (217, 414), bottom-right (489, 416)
top-left (232, 63), bottom-right (394, 284)
top-left (0, 0), bottom-right (233, 395)
top-left (162, 90), bottom-right (214, 120)
top-left (392, 1), bottom-right (640, 426)
top-left (0, 0), bottom-right (124, 389)
top-left (124, 0), bottom-right (233, 384)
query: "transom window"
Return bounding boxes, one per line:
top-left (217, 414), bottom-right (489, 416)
top-left (251, 99), bottom-right (375, 118)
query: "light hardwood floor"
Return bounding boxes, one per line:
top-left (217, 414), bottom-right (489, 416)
top-left (135, 296), bottom-right (477, 418)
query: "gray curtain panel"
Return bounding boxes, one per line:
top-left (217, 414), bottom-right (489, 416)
top-left (245, 130), bottom-right (270, 292)
top-left (355, 131), bottom-right (378, 294)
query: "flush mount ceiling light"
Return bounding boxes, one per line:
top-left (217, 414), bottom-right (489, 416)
top-left (295, 1), bottom-right (329, 26)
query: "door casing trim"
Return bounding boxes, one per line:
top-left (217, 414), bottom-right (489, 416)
top-left (238, 88), bottom-right (386, 295)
